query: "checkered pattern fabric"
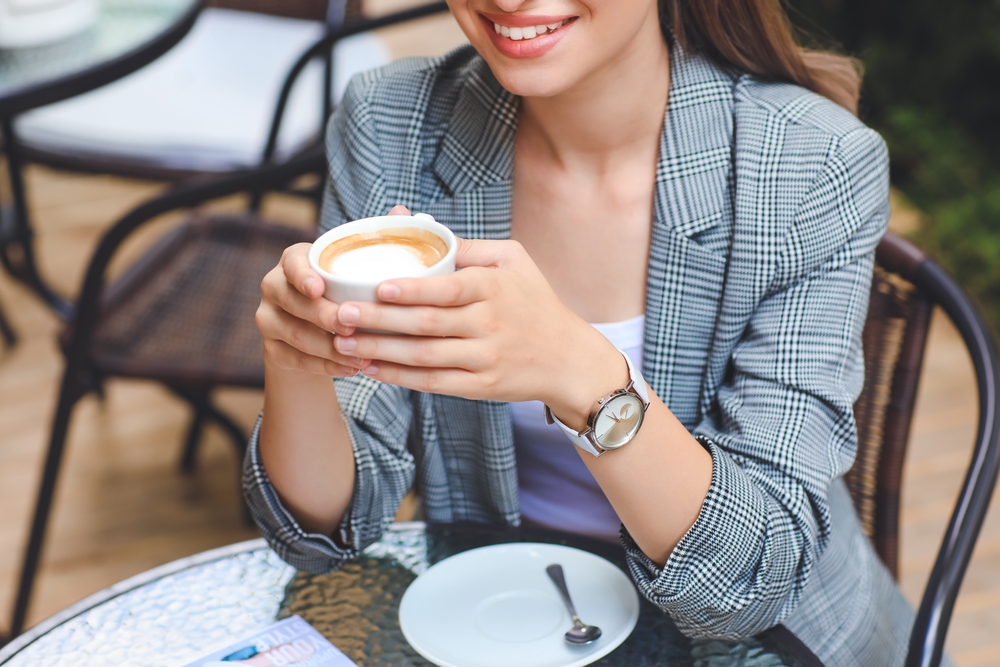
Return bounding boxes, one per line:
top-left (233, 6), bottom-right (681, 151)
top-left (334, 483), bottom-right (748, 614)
top-left (244, 45), bottom-right (921, 666)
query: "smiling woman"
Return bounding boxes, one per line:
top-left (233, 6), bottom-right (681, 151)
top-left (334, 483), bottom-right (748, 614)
top-left (245, 1), bottom-right (914, 665)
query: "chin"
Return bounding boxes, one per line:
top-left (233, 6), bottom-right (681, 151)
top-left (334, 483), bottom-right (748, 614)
top-left (481, 58), bottom-right (583, 98)
top-left (477, 48), bottom-right (586, 97)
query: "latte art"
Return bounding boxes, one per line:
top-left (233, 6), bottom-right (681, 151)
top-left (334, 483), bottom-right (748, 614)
top-left (319, 227), bottom-right (449, 282)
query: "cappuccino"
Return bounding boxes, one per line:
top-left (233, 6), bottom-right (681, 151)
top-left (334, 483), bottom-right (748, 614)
top-left (309, 212), bottom-right (457, 306)
top-left (319, 227), bottom-right (449, 282)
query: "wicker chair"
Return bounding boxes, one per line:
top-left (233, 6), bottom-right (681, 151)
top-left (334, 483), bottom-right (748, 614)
top-left (4, 3), bottom-right (452, 642)
top-left (849, 232), bottom-right (1000, 667)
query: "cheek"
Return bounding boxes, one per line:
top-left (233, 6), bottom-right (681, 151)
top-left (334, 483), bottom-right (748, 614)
top-left (445, 1), bottom-right (484, 48)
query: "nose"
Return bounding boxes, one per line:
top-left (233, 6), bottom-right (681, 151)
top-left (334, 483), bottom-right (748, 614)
top-left (492, 0), bottom-right (530, 11)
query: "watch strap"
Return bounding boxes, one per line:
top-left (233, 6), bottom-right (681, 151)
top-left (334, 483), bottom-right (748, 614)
top-left (622, 350), bottom-right (649, 404)
top-left (549, 411), bottom-right (604, 456)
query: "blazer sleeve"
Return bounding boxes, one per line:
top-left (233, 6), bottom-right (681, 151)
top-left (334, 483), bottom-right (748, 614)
top-left (243, 74), bottom-right (418, 573)
top-left (621, 126), bottom-right (891, 638)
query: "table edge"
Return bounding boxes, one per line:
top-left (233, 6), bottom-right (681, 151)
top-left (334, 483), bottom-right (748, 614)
top-left (0, 522), bottom-right (430, 662)
top-left (0, 0), bottom-right (205, 116)
top-left (0, 537), bottom-right (268, 662)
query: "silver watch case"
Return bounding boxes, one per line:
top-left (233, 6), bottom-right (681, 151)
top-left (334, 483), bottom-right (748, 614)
top-left (589, 384), bottom-right (647, 450)
top-left (545, 380), bottom-right (648, 455)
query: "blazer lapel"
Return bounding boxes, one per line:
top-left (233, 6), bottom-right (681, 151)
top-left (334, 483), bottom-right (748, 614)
top-left (431, 61), bottom-right (519, 203)
top-left (644, 48), bottom-right (737, 427)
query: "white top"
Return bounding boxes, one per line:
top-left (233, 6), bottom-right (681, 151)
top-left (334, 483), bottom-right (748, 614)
top-left (511, 314), bottom-right (645, 542)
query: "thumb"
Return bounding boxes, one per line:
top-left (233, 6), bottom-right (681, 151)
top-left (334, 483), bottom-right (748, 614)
top-left (387, 205), bottom-right (410, 216)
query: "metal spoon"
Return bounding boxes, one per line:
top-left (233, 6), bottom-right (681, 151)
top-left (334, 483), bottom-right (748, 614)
top-left (546, 563), bottom-right (603, 645)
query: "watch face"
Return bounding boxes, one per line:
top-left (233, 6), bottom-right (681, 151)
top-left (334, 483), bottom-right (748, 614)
top-left (593, 393), bottom-right (645, 450)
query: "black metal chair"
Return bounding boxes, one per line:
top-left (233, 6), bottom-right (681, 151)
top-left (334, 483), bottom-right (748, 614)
top-left (3, 2), bottom-right (452, 643)
top-left (849, 232), bottom-right (1000, 667)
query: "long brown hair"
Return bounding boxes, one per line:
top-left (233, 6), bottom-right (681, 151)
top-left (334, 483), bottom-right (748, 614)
top-left (659, 0), bottom-right (862, 115)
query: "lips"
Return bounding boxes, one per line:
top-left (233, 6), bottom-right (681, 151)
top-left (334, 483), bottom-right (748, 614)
top-left (478, 13), bottom-right (576, 58)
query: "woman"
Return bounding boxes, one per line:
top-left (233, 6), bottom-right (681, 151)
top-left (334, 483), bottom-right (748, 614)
top-left (248, 0), bottom-right (912, 664)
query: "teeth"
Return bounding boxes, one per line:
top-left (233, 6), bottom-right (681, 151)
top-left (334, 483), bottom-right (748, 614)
top-left (492, 19), bottom-right (567, 41)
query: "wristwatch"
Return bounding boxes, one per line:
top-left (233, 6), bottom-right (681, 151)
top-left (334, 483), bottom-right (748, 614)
top-left (544, 351), bottom-right (650, 457)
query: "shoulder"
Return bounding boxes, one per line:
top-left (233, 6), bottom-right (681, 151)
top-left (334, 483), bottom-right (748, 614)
top-left (337, 44), bottom-right (489, 134)
top-left (731, 77), bottom-right (890, 277)
top-left (733, 76), bottom-right (888, 185)
top-left (325, 45), bottom-right (500, 220)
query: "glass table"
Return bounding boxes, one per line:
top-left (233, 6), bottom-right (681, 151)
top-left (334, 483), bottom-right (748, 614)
top-left (0, 0), bottom-right (203, 319)
top-left (0, 523), bottom-right (804, 667)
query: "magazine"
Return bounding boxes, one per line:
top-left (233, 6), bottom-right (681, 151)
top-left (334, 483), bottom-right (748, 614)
top-left (181, 616), bottom-right (357, 666)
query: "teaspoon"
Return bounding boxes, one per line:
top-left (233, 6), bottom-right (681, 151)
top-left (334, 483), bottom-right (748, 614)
top-left (546, 563), bottom-right (603, 645)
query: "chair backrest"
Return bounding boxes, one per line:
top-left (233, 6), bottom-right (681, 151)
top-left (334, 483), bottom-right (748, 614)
top-left (848, 231), bottom-right (1000, 667)
top-left (849, 249), bottom-right (934, 578)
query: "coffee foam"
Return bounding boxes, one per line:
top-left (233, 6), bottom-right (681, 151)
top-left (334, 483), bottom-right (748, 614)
top-left (319, 227), bottom-right (448, 282)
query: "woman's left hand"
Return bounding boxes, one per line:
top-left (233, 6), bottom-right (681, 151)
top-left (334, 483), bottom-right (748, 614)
top-left (333, 236), bottom-right (626, 429)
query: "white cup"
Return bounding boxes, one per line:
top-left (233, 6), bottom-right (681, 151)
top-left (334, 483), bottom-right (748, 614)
top-left (308, 213), bottom-right (457, 304)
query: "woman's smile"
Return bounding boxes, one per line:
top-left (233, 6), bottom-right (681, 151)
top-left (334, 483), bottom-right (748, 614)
top-left (478, 11), bottom-right (577, 58)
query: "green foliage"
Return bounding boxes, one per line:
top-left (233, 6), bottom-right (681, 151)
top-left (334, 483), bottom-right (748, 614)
top-left (787, 0), bottom-right (1000, 334)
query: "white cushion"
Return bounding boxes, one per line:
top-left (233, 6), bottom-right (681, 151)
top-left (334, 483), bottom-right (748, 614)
top-left (15, 8), bottom-right (389, 172)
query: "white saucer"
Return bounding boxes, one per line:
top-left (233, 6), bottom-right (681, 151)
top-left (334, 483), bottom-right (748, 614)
top-left (398, 543), bottom-right (640, 667)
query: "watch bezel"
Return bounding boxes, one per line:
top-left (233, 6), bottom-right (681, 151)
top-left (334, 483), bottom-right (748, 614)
top-left (587, 387), bottom-right (648, 451)
top-left (587, 388), bottom-right (647, 450)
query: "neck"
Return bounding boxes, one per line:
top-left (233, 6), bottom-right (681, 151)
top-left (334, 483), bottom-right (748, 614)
top-left (518, 12), bottom-right (670, 171)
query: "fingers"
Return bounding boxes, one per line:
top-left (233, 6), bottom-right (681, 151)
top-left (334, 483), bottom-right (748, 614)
top-left (334, 333), bottom-right (489, 371)
top-left (388, 205), bottom-right (411, 216)
top-left (357, 360), bottom-right (483, 397)
top-left (261, 265), bottom-right (354, 336)
top-left (374, 267), bottom-right (493, 307)
top-left (257, 303), bottom-right (365, 367)
top-left (280, 243), bottom-right (325, 299)
top-left (264, 339), bottom-right (359, 377)
top-left (336, 300), bottom-right (481, 337)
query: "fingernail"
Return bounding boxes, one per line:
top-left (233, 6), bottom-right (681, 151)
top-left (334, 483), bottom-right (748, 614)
top-left (362, 364), bottom-right (379, 376)
top-left (303, 277), bottom-right (315, 294)
top-left (339, 304), bottom-right (360, 324)
top-left (336, 336), bottom-right (357, 352)
top-left (348, 357), bottom-right (364, 366)
top-left (378, 283), bottom-right (401, 301)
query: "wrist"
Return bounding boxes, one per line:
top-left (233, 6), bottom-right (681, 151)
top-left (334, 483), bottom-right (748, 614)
top-left (264, 356), bottom-right (331, 384)
top-left (544, 331), bottom-right (628, 433)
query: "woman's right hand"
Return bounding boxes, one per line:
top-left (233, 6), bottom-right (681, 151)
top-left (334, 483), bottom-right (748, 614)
top-left (256, 243), bottom-right (367, 377)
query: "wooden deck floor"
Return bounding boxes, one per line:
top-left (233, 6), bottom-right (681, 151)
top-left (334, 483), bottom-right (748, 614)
top-left (1, 12), bottom-right (998, 665)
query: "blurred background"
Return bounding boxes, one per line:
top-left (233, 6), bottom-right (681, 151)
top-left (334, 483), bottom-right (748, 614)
top-left (0, 0), bottom-right (998, 664)
top-left (790, 0), bottom-right (1000, 339)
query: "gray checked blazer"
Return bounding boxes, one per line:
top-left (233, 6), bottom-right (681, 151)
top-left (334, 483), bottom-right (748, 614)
top-left (245, 43), bottom-right (919, 666)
